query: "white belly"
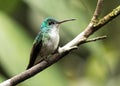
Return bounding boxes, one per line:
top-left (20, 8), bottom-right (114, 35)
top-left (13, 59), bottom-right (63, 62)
top-left (41, 35), bottom-right (59, 55)
top-left (34, 29), bottom-right (59, 64)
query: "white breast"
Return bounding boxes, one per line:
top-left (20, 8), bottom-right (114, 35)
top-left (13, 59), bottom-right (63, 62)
top-left (34, 26), bottom-right (60, 64)
top-left (48, 27), bottom-right (59, 50)
top-left (40, 27), bottom-right (59, 57)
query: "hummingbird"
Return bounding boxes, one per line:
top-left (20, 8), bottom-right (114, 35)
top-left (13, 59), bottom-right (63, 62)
top-left (27, 17), bottom-right (75, 69)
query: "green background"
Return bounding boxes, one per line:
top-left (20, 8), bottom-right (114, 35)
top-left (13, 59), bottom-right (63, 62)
top-left (0, 0), bottom-right (120, 86)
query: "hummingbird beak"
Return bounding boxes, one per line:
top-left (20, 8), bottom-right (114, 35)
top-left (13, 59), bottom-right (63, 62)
top-left (58, 19), bottom-right (76, 24)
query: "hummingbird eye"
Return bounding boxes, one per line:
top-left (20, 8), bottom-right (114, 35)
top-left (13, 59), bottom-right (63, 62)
top-left (48, 21), bottom-right (55, 25)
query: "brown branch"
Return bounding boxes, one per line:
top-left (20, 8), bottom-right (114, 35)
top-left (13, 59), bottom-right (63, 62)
top-left (0, 1), bottom-right (120, 86)
top-left (92, 0), bottom-right (103, 20)
top-left (83, 35), bottom-right (107, 44)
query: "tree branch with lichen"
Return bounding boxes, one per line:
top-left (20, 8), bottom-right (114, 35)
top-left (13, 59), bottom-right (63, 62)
top-left (0, 0), bottom-right (120, 86)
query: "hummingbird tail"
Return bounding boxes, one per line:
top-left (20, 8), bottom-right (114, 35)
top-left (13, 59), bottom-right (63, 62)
top-left (26, 63), bottom-right (33, 70)
top-left (26, 58), bottom-right (44, 70)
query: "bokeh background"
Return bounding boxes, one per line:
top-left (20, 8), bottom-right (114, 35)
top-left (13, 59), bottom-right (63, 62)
top-left (0, 0), bottom-right (120, 86)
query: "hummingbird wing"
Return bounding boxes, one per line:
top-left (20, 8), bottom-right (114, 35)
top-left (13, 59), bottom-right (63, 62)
top-left (26, 32), bottom-right (43, 69)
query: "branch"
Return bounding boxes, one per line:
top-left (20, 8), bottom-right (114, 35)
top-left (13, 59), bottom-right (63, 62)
top-left (1, 1), bottom-right (120, 86)
top-left (92, 0), bottom-right (103, 20)
top-left (83, 35), bottom-right (107, 44)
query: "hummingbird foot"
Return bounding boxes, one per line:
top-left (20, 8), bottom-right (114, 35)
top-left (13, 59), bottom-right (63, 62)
top-left (52, 46), bottom-right (59, 54)
top-left (43, 56), bottom-right (51, 64)
top-left (58, 46), bottom-right (78, 54)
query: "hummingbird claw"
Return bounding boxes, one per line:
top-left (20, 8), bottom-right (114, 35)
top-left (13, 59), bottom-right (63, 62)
top-left (43, 57), bottom-right (50, 64)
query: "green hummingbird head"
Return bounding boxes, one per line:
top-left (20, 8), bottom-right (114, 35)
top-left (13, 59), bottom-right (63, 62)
top-left (40, 17), bottom-right (76, 32)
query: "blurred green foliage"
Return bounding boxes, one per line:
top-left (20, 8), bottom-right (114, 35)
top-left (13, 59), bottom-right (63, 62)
top-left (0, 0), bottom-right (120, 86)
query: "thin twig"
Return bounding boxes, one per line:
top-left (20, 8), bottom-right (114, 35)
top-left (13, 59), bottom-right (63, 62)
top-left (94, 5), bottom-right (120, 29)
top-left (77, 0), bottom-right (103, 38)
top-left (92, 0), bottom-right (103, 20)
top-left (84, 35), bottom-right (107, 43)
